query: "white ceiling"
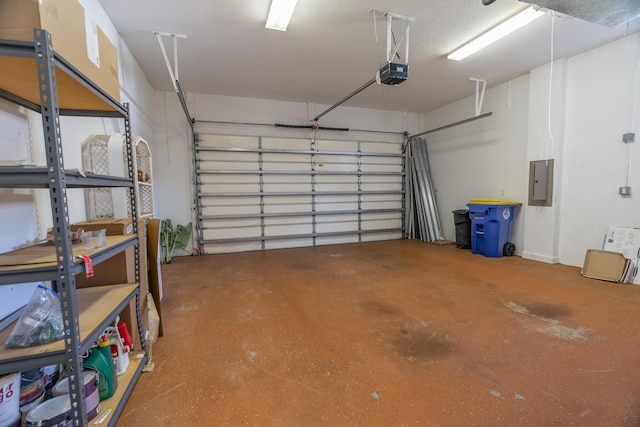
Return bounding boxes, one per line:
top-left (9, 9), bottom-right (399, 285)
top-left (98, 0), bottom-right (640, 116)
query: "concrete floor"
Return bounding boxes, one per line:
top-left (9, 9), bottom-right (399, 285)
top-left (117, 240), bottom-right (640, 426)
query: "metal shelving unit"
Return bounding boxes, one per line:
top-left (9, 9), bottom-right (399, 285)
top-left (0, 30), bottom-right (146, 427)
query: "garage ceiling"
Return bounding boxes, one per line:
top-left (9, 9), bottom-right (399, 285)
top-left (98, 0), bottom-right (640, 115)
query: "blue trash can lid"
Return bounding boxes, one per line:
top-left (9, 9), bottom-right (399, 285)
top-left (468, 198), bottom-right (521, 206)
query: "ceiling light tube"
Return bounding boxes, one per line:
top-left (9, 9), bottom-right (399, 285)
top-left (266, 0), bottom-right (299, 31)
top-left (448, 6), bottom-right (545, 61)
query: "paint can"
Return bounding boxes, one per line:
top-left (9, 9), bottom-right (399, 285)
top-left (4, 414), bottom-right (21, 427)
top-left (0, 372), bottom-right (20, 427)
top-left (51, 371), bottom-right (100, 422)
top-left (25, 395), bottom-right (72, 427)
top-left (19, 390), bottom-right (45, 426)
top-left (19, 369), bottom-right (45, 407)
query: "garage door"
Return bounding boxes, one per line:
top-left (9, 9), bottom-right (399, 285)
top-left (194, 130), bottom-right (405, 254)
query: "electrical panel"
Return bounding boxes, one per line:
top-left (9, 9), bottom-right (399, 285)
top-left (528, 159), bottom-right (554, 206)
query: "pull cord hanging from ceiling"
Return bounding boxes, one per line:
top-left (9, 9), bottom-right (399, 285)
top-left (540, 11), bottom-right (555, 164)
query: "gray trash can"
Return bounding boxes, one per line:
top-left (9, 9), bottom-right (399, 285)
top-left (452, 209), bottom-right (471, 249)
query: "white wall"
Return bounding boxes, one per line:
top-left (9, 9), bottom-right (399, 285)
top-left (0, 102), bottom-right (40, 318)
top-left (557, 34), bottom-right (640, 266)
top-left (522, 59), bottom-right (567, 264)
top-left (153, 91), bottom-right (420, 252)
top-left (420, 32), bottom-right (640, 267)
top-left (419, 76), bottom-right (531, 255)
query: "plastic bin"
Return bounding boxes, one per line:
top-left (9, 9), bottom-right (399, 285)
top-left (452, 209), bottom-right (471, 249)
top-left (466, 199), bottom-right (521, 258)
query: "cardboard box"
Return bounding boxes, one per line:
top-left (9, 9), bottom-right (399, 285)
top-left (147, 219), bottom-right (164, 337)
top-left (118, 291), bottom-right (149, 352)
top-left (0, 0), bottom-right (120, 102)
top-left (71, 219), bottom-right (137, 288)
top-left (603, 226), bottom-right (640, 284)
top-left (71, 219), bottom-right (134, 236)
top-left (82, 26), bottom-right (120, 103)
top-left (581, 249), bottom-right (630, 282)
top-left (74, 219), bottom-right (149, 351)
top-left (0, 0), bottom-right (86, 67)
top-left (117, 220), bottom-right (149, 351)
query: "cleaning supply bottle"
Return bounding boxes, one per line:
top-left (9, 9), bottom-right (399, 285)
top-left (117, 321), bottom-right (133, 353)
top-left (83, 340), bottom-right (118, 400)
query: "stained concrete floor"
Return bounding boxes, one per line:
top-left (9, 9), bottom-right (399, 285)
top-left (117, 240), bottom-right (640, 426)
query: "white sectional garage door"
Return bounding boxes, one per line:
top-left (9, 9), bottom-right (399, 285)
top-left (194, 131), bottom-right (405, 254)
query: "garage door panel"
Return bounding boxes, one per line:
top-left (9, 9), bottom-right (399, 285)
top-left (199, 134), bottom-right (259, 148)
top-left (207, 242), bottom-right (263, 254)
top-left (315, 235), bottom-right (360, 246)
top-left (202, 218), bottom-right (261, 229)
top-left (266, 223), bottom-right (313, 237)
top-left (316, 220), bottom-right (358, 233)
top-left (360, 141), bottom-right (402, 153)
top-left (361, 232), bottom-right (401, 242)
top-left (262, 137), bottom-right (309, 150)
top-left (203, 225), bottom-right (261, 240)
top-left (265, 238), bottom-right (314, 250)
top-left (263, 205), bottom-right (312, 214)
top-left (198, 151), bottom-right (259, 162)
top-left (317, 140), bottom-right (358, 151)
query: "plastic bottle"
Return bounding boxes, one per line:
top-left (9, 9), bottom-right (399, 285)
top-left (117, 322), bottom-right (133, 352)
top-left (84, 340), bottom-right (118, 400)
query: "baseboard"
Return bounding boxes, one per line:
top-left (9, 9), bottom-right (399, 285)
top-left (522, 251), bottom-right (559, 264)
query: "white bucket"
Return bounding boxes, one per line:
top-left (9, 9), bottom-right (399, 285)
top-left (0, 372), bottom-right (20, 426)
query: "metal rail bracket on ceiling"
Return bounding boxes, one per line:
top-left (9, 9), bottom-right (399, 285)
top-left (154, 31), bottom-right (194, 131)
top-left (470, 78), bottom-right (487, 116)
top-left (312, 10), bottom-right (414, 123)
top-left (411, 78), bottom-right (491, 139)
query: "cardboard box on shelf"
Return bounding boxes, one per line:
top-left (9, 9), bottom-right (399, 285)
top-left (71, 218), bottom-right (152, 349)
top-left (117, 221), bottom-right (149, 351)
top-left (118, 291), bottom-right (149, 352)
top-left (75, 246), bottom-right (134, 288)
top-left (72, 219), bottom-right (138, 289)
top-left (82, 26), bottom-right (120, 103)
top-left (71, 219), bottom-right (134, 236)
top-left (0, 0), bottom-right (120, 102)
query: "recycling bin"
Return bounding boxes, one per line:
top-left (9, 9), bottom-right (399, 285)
top-left (466, 199), bottom-right (521, 258)
top-left (452, 209), bottom-right (471, 249)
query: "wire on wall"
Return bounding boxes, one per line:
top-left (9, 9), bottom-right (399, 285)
top-left (624, 29), bottom-right (640, 190)
top-left (541, 11), bottom-right (556, 164)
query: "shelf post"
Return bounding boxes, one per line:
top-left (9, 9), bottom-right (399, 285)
top-left (34, 29), bottom-right (88, 426)
top-left (123, 104), bottom-right (146, 354)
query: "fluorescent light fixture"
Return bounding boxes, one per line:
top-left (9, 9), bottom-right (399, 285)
top-left (448, 6), bottom-right (545, 61)
top-left (266, 0), bottom-right (299, 31)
